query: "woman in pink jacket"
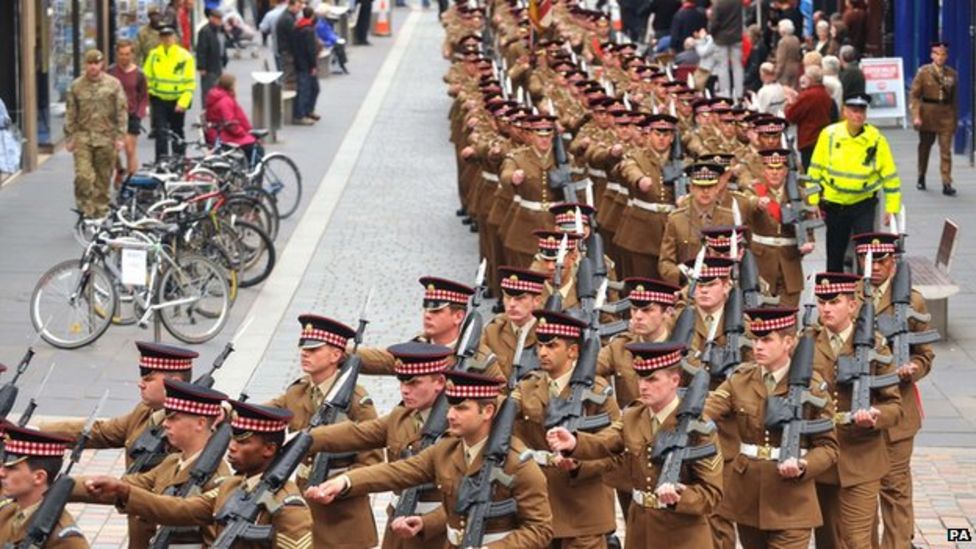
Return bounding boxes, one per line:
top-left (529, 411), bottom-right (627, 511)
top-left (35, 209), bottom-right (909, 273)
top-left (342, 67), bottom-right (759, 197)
top-left (204, 73), bottom-right (263, 160)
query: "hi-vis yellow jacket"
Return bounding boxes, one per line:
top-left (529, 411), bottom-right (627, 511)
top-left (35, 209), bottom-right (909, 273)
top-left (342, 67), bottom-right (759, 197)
top-left (807, 121), bottom-right (901, 213)
top-left (143, 44), bottom-right (196, 110)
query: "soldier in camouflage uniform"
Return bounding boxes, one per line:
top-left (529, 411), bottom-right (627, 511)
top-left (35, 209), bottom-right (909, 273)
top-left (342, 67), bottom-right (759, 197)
top-left (65, 49), bottom-right (127, 218)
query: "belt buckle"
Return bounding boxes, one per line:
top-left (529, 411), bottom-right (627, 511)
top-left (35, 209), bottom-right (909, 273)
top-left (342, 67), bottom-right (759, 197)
top-left (640, 491), bottom-right (658, 508)
top-left (834, 412), bottom-right (849, 425)
top-left (757, 445), bottom-right (773, 460)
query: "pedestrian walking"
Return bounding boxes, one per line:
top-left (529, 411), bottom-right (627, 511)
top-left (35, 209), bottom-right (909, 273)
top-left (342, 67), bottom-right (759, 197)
top-left (64, 49), bottom-right (127, 218)
top-left (107, 39), bottom-right (149, 183)
top-left (910, 41), bottom-right (958, 195)
top-left (276, 0), bottom-right (302, 90)
top-left (143, 26), bottom-right (196, 161)
top-left (293, 6), bottom-right (321, 125)
top-left (708, 0), bottom-right (744, 100)
top-left (135, 6), bottom-right (163, 65)
top-left (196, 7), bottom-right (228, 103)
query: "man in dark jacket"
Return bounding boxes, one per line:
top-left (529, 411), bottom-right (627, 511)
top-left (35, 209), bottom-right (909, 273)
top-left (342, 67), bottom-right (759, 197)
top-left (293, 7), bottom-right (320, 125)
top-left (709, 0), bottom-right (743, 99)
top-left (670, 1), bottom-right (706, 54)
top-left (276, 0), bottom-right (301, 90)
top-left (354, 0), bottom-right (373, 45)
top-left (838, 45), bottom-right (865, 97)
top-left (649, 0), bottom-right (681, 51)
top-left (196, 8), bottom-right (226, 102)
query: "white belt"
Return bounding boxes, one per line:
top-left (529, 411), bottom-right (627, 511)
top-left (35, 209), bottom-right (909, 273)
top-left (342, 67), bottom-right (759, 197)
top-left (751, 234), bottom-right (797, 247)
top-left (628, 198), bottom-right (675, 213)
top-left (607, 181), bottom-right (630, 196)
top-left (389, 495), bottom-right (443, 515)
top-left (589, 168), bottom-right (607, 178)
top-left (515, 195), bottom-right (548, 211)
top-left (481, 171), bottom-right (499, 183)
top-left (739, 443), bottom-right (807, 461)
top-left (631, 489), bottom-right (666, 509)
top-left (561, 132), bottom-right (573, 141)
top-left (571, 166), bottom-right (586, 175)
top-left (446, 526), bottom-right (513, 546)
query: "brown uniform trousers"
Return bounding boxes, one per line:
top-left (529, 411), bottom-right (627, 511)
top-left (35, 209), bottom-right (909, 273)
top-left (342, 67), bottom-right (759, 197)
top-left (811, 326), bottom-right (902, 549)
top-left (569, 122), bottom-right (609, 212)
top-left (909, 63), bottom-right (958, 184)
top-left (345, 434), bottom-right (554, 548)
top-left (499, 145), bottom-right (557, 268)
top-left (0, 500), bottom-right (88, 548)
top-left (706, 363), bottom-right (839, 549)
top-left (72, 451), bottom-right (232, 546)
top-left (268, 376), bottom-right (383, 548)
top-left (614, 148), bottom-right (675, 280)
top-left (742, 184), bottom-right (810, 308)
top-left (42, 402), bottom-right (163, 548)
top-left (574, 399), bottom-right (724, 549)
top-left (309, 405), bottom-right (449, 548)
top-left (123, 475), bottom-right (312, 548)
top-left (474, 138), bottom-right (512, 294)
top-left (477, 314), bottom-right (539, 381)
top-left (658, 203), bottom-right (736, 286)
top-left (588, 137), bottom-right (631, 268)
top-left (873, 286), bottom-right (935, 549)
top-left (512, 371), bottom-right (622, 545)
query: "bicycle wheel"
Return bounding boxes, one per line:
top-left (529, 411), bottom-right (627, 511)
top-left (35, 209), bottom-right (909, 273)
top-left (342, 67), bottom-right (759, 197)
top-left (245, 186), bottom-right (281, 236)
top-left (30, 259), bottom-right (117, 349)
top-left (256, 153), bottom-right (302, 219)
top-left (232, 220), bottom-right (277, 288)
top-left (158, 254), bottom-right (231, 344)
top-left (223, 194), bottom-right (278, 240)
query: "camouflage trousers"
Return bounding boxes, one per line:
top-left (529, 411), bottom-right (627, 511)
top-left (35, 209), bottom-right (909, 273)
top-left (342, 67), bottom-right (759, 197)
top-left (73, 143), bottom-right (115, 217)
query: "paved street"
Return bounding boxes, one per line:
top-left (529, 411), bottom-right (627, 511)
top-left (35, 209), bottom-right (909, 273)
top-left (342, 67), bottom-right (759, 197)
top-left (1, 7), bottom-right (975, 546)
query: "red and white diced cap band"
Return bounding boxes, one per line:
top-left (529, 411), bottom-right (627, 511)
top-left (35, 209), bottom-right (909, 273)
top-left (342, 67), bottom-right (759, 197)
top-left (625, 278), bottom-right (680, 306)
top-left (136, 341), bottom-right (198, 371)
top-left (852, 232), bottom-right (899, 256)
top-left (814, 272), bottom-right (860, 296)
top-left (444, 370), bottom-right (504, 401)
top-left (746, 307), bottom-right (798, 334)
top-left (231, 415), bottom-right (290, 433)
top-left (533, 310), bottom-right (586, 340)
top-left (498, 266), bottom-right (548, 295)
top-left (298, 314), bottom-right (356, 349)
top-left (626, 343), bottom-right (686, 374)
top-left (389, 341), bottom-right (453, 376)
top-left (418, 276), bottom-right (475, 307)
top-left (229, 400), bottom-right (293, 434)
top-left (2, 424), bottom-right (72, 460)
top-left (164, 397), bottom-right (222, 417)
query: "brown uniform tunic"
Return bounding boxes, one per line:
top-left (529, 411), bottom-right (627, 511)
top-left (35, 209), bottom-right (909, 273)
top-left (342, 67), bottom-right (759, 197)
top-left (613, 147), bottom-right (675, 279)
top-left (658, 203), bottom-right (736, 286)
top-left (0, 500), bottom-right (88, 548)
top-left (742, 183), bottom-right (810, 307)
top-left (477, 314), bottom-right (539, 381)
top-left (909, 62), bottom-right (958, 183)
top-left (500, 145), bottom-right (557, 268)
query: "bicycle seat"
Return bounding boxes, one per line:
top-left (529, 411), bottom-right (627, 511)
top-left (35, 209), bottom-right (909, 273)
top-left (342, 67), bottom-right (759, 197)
top-left (250, 129), bottom-right (270, 139)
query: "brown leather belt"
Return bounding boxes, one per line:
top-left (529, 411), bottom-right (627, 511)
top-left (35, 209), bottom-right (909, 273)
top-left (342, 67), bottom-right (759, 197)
top-left (922, 98), bottom-right (951, 104)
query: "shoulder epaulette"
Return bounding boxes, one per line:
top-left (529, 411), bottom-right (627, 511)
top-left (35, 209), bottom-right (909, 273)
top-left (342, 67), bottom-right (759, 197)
top-left (282, 495), bottom-right (307, 507)
top-left (58, 525), bottom-right (85, 539)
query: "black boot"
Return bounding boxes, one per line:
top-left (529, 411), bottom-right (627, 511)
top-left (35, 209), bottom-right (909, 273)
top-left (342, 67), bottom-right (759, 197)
top-left (455, 208), bottom-right (467, 217)
top-left (469, 221), bottom-right (479, 233)
top-left (917, 175), bottom-right (926, 190)
top-left (943, 183), bottom-right (957, 196)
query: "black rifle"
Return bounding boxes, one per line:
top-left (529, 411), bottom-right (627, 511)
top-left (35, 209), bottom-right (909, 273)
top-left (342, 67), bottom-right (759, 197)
top-left (662, 127), bottom-right (688, 200)
top-left (149, 420), bottom-right (233, 548)
top-left (740, 249), bottom-right (779, 308)
top-left (544, 235), bottom-right (570, 312)
top-left (391, 393), bottom-right (450, 519)
top-left (782, 137), bottom-right (824, 247)
top-left (764, 333), bottom-right (834, 464)
top-left (10, 391), bottom-right (108, 549)
top-left (836, 252), bottom-right (898, 421)
top-left (549, 129), bottom-right (579, 203)
top-left (651, 369), bottom-right (717, 489)
top-left (510, 323), bottom-right (538, 383)
top-left (669, 248), bottom-right (705, 375)
top-left (876, 257), bottom-right (940, 369)
top-left (16, 361), bottom-right (56, 428)
top-left (0, 326), bottom-right (46, 419)
top-left (455, 261), bottom-right (488, 373)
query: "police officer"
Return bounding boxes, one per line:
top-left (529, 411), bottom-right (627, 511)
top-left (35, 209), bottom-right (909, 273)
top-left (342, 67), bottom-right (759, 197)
top-left (910, 41), bottom-right (958, 195)
top-left (806, 93), bottom-right (901, 273)
top-left (143, 25), bottom-right (196, 161)
top-left (64, 49), bottom-right (127, 218)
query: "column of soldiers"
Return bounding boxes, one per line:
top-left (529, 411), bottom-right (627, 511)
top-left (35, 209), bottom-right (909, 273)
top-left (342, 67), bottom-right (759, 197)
top-left (0, 3), bottom-right (938, 549)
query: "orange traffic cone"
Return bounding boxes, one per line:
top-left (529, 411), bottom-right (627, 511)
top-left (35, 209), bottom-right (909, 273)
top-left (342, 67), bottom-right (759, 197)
top-left (374, 0), bottom-right (392, 36)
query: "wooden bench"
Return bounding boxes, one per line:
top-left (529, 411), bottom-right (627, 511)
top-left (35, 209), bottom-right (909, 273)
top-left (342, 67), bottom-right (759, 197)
top-left (905, 219), bottom-right (959, 339)
top-left (282, 90), bottom-right (298, 125)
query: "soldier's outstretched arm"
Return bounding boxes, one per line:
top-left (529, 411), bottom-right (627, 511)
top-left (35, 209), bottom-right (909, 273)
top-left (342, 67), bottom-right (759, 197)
top-left (355, 347), bottom-right (397, 376)
top-left (308, 414), bottom-right (391, 455)
top-left (344, 443), bottom-right (438, 496)
top-left (41, 408), bottom-right (139, 450)
top-left (122, 485), bottom-right (216, 527)
top-left (906, 292), bottom-right (936, 380)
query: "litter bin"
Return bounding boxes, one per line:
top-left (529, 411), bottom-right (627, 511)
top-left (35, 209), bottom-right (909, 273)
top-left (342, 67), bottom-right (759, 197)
top-left (251, 70), bottom-right (284, 143)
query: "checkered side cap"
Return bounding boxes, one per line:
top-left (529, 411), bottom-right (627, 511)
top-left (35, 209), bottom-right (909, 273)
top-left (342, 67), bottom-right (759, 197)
top-left (705, 233), bottom-right (745, 249)
top-left (538, 235), bottom-right (577, 251)
top-left (554, 212), bottom-right (590, 226)
top-left (501, 277), bottom-right (545, 294)
top-left (756, 121), bottom-right (786, 133)
top-left (814, 282), bottom-right (858, 296)
top-left (633, 350), bottom-right (683, 372)
top-left (394, 358), bottom-right (450, 376)
top-left (628, 290), bottom-right (676, 306)
top-left (700, 265), bottom-right (732, 279)
top-left (445, 383), bottom-right (500, 400)
top-left (749, 316), bottom-right (796, 333)
top-left (423, 288), bottom-right (470, 305)
top-left (536, 322), bottom-right (582, 339)
top-left (231, 415), bottom-right (289, 433)
top-left (762, 152), bottom-right (789, 166)
top-left (300, 327), bottom-right (348, 348)
top-left (164, 396), bottom-right (222, 417)
top-left (854, 242), bottom-right (896, 255)
top-left (4, 439), bottom-right (67, 457)
top-left (139, 356), bottom-right (193, 371)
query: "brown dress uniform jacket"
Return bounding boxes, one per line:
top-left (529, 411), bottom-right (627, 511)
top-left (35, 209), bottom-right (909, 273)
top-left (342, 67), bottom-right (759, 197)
top-left (597, 331), bottom-right (671, 411)
top-left (510, 370), bottom-right (621, 538)
top-left (573, 400), bottom-right (724, 549)
top-left (705, 363), bottom-right (839, 530)
top-left (0, 500), bottom-right (88, 548)
top-left (477, 314), bottom-right (539, 381)
top-left (500, 146), bottom-right (557, 258)
top-left (811, 325), bottom-right (902, 487)
top-left (309, 405), bottom-right (448, 549)
top-left (742, 183), bottom-right (809, 298)
top-left (614, 147), bottom-right (675, 256)
top-left (344, 435), bottom-right (553, 548)
top-left (909, 63), bottom-right (958, 133)
top-left (658, 203), bottom-right (736, 285)
top-left (123, 475), bottom-right (312, 548)
top-left (268, 375), bottom-right (382, 548)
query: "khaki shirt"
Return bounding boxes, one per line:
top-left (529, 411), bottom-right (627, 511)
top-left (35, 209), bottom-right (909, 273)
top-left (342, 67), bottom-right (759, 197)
top-left (65, 73), bottom-right (128, 146)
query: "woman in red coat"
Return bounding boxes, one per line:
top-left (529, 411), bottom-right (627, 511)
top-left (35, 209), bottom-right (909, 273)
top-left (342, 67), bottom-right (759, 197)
top-left (784, 65), bottom-right (834, 171)
top-left (204, 73), bottom-right (263, 160)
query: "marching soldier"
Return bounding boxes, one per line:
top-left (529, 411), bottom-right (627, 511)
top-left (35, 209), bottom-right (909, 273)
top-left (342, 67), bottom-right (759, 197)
top-left (589, 109), bottom-right (640, 268)
top-left (735, 116), bottom-right (788, 185)
top-left (478, 267), bottom-right (547, 379)
top-left (70, 380), bottom-right (232, 547)
top-left (0, 426), bottom-right (88, 548)
top-left (511, 310), bottom-right (622, 548)
top-left (305, 370), bottom-right (555, 547)
top-left (42, 341), bottom-right (198, 548)
top-left (268, 314), bottom-right (383, 548)
top-left (547, 202), bottom-right (621, 301)
top-left (531, 230), bottom-right (583, 310)
top-left (546, 342), bottom-right (723, 548)
top-left (84, 401), bottom-right (313, 548)
top-left (910, 41), bottom-right (958, 195)
top-left (705, 308), bottom-right (839, 548)
top-left (64, 49), bottom-right (128, 218)
top-left (809, 272), bottom-right (901, 549)
top-left (658, 163), bottom-right (735, 286)
top-left (306, 342), bottom-right (454, 549)
top-left (851, 232), bottom-right (936, 549)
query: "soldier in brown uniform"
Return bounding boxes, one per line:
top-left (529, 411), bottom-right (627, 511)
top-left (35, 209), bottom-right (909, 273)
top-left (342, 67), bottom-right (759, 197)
top-left (85, 401), bottom-right (313, 548)
top-left (478, 267), bottom-right (547, 379)
top-left (658, 163), bottom-right (735, 285)
top-left (705, 308), bottom-right (839, 549)
top-left (735, 117), bottom-right (789, 185)
top-left (850, 233), bottom-right (936, 549)
top-left (547, 203), bottom-right (621, 303)
top-left (546, 342), bottom-right (723, 549)
top-left (531, 230), bottom-right (583, 311)
top-left (305, 370), bottom-right (555, 548)
top-left (0, 426), bottom-right (88, 548)
top-left (910, 41), bottom-right (958, 195)
top-left (306, 342), bottom-right (454, 548)
top-left (614, 113), bottom-right (680, 279)
top-left (589, 109), bottom-right (640, 268)
top-left (42, 341), bottom-right (198, 548)
top-left (510, 310), bottom-right (622, 548)
top-left (809, 272), bottom-right (902, 549)
top-left (267, 314), bottom-right (382, 548)
top-left (71, 379), bottom-right (232, 547)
